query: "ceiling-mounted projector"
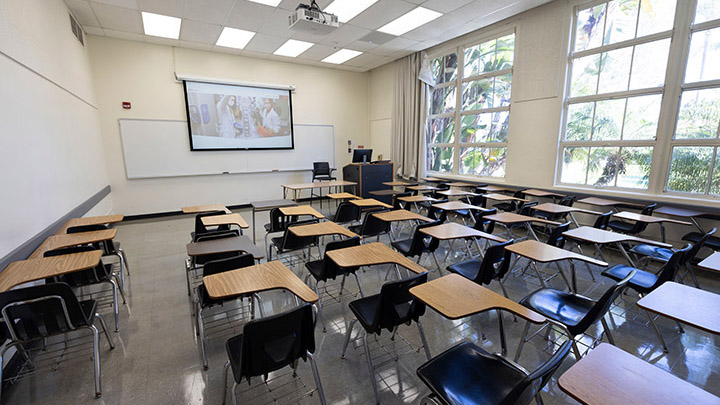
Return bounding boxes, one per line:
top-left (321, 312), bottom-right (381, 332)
top-left (289, 3), bottom-right (339, 35)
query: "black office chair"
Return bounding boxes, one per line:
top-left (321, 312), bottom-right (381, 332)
top-left (264, 208), bottom-right (298, 257)
top-left (348, 208), bottom-right (391, 242)
top-left (195, 253), bottom-right (256, 370)
top-left (493, 190), bottom-right (525, 212)
top-left (455, 194), bottom-right (487, 224)
top-left (593, 211), bottom-right (612, 230)
top-left (601, 244), bottom-right (692, 352)
top-left (67, 224), bottom-right (130, 293)
top-left (446, 239), bottom-right (514, 298)
top-left (192, 211), bottom-right (234, 241)
top-left (222, 303), bottom-right (326, 405)
top-left (468, 208), bottom-right (498, 254)
top-left (329, 201), bottom-right (360, 225)
top-left (683, 230), bottom-right (720, 251)
top-left (0, 283), bottom-right (115, 400)
top-left (419, 185), bottom-right (450, 210)
top-left (607, 203), bottom-right (657, 235)
top-left (269, 219), bottom-right (320, 262)
top-left (534, 195), bottom-right (577, 222)
top-left (629, 228), bottom-right (715, 288)
top-left (311, 161), bottom-right (336, 182)
top-left (186, 231), bottom-right (246, 296)
top-left (516, 270), bottom-right (635, 360)
top-left (392, 191), bottom-right (412, 210)
top-left (341, 272), bottom-right (430, 404)
top-left (304, 236), bottom-right (362, 332)
top-left (44, 245), bottom-right (124, 332)
top-left (427, 204), bottom-right (448, 223)
top-left (391, 220), bottom-right (442, 272)
top-left (417, 340), bottom-right (572, 405)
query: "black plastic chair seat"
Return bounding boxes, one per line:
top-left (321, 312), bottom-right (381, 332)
top-left (79, 299), bottom-right (99, 323)
top-left (348, 224), bottom-right (361, 234)
top-left (446, 258), bottom-right (482, 280)
top-left (493, 202), bottom-right (514, 212)
top-left (683, 232), bottom-right (720, 250)
top-left (601, 265), bottom-right (657, 293)
top-left (416, 341), bottom-right (527, 405)
top-left (348, 295), bottom-right (382, 332)
top-left (607, 220), bottom-right (635, 233)
top-left (390, 239), bottom-right (413, 254)
top-left (520, 289), bottom-right (595, 334)
top-left (305, 259), bottom-right (326, 280)
top-left (628, 244), bottom-right (673, 262)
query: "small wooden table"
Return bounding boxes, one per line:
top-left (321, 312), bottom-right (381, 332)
top-left (420, 177), bottom-right (444, 183)
top-left (559, 343), bottom-right (720, 405)
top-left (201, 213), bottom-right (249, 229)
top-left (577, 197), bottom-right (644, 211)
top-left (0, 251), bottom-right (103, 292)
top-left (410, 274), bottom-right (545, 356)
top-left (611, 211), bottom-right (692, 242)
top-left (531, 203), bottom-right (602, 227)
top-left (637, 282), bottom-right (720, 335)
top-left (447, 182), bottom-right (475, 188)
top-left (282, 180), bottom-right (357, 201)
top-left (420, 222), bottom-right (506, 243)
top-left (476, 185), bottom-right (512, 193)
top-left (655, 206), bottom-right (717, 233)
top-left (383, 181), bottom-right (417, 187)
top-left (186, 235), bottom-right (265, 260)
top-left (350, 198), bottom-right (392, 209)
top-left (56, 214), bottom-right (124, 234)
top-left (698, 252), bottom-right (720, 273)
top-left (250, 199), bottom-right (297, 242)
top-left (327, 192), bottom-right (361, 200)
top-left (30, 229), bottom-right (117, 259)
top-left (522, 189), bottom-right (565, 198)
top-left (483, 193), bottom-right (528, 203)
top-left (505, 240), bottom-right (607, 291)
top-left (369, 189), bottom-right (400, 197)
top-left (431, 201), bottom-right (486, 213)
top-left (289, 221), bottom-right (358, 239)
top-left (326, 242), bottom-right (428, 274)
top-left (563, 226), bottom-right (671, 267)
top-left (279, 205), bottom-right (325, 219)
top-left (437, 189), bottom-right (479, 198)
top-left (372, 209), bottom-right (433, 223)
top-left (398, 195), bottom-right (439, 211)
top-left (484, 212), bottom-right (559, 241)
top-left (203, 261), bottom-right (318, 303)
top-left (407, 185), bottom-right (438, 192)
top-left (182, 204), bottom-right (231, 214)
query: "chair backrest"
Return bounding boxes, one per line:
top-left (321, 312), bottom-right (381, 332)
top-left (406, 220), bottom-right (442, 257)
top-left (593, 211), bottom-right (612, 230)
top-left (430, 184), bottom-right (450, 198)
top-left (682, 227), bottom-right (716, 265)
top-left (267, 208), bottom-right (297, 233)
top-left (194, 229), bottom-right (239, 243)
top-left (393, 192), bottom-right (412, 210)
top-left (517, 201), bottom-right (538, 216)
top-left (333, 201), bottom-right (361, 223)
top-left (627, 203), bottom-right (658, 234)
top-left (558, 195), bottom-right (576, 207)
top-left (427, 205), bottom-right (448, 223)
top-left (312, 161), bottom-right (331, 177)
top-left (319, 236), bottom-right (362, 280)
top-left (468, 194), bottom-right (487, 208)
top-left (370, 272), bottom-right (428, 334)
top-left (513, 190), bottom-right (526, 199)
top-left (202, 253), bottom-right (255, 277)
top-left (652, 244), bottom-right (693, 289)
top-left (546, 222), bottom-right (571, 249)
top-left (66, 224), bottom-right (116, 254)
top-left (234, 303), bottom-right (315, 381)
top-left (475, 239), bottom-right (514, 284)
top-left (359, 208), bottom-right (391, 237)
top-left (195, 211), bottom-right (229, 236)
top-left (640, 203), bottom-right (657, 216)
top-left (472, 208), bottom-right (497, 234)
top-left (0, 283), bottom-right (88, 342)
top-left (44, 245), bottom-right (110, 285)
top-left (504, 340), bottom-right (573, 405)
top-left (279, 219), bottom-right (319, 250)
top-left (572, 270), bottom-right (635, 336)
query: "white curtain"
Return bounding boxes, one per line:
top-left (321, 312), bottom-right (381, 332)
top-left (392, 52), bottom-right (431, 180)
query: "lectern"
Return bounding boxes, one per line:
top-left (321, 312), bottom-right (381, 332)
top-left (342, 162), bottom-right (394, 200)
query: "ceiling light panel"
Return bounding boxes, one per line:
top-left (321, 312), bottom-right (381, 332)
top-left (324, 0), bottom-right (378, 23)
top-left (274, 39), bottom-right (314, 57)
top-left (377, 7), bottom-right (442, 36)
top-left (216, 27), bottom-right (256, 49)
top-left (246, 0), bottom-right (282, 6)
top-left (322, 48), bottom-right (362, 64)
top-left (141, 12), bottom-right (181, 39)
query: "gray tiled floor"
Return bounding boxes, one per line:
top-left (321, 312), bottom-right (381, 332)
top-left (3, 204), bottom-right (720, 404)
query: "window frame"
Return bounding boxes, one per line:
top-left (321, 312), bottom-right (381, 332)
top-left (426, 27), bottom-right (517, 179)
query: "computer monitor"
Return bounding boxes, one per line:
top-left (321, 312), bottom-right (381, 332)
top-left (352, 149), bottom-right (373, 163)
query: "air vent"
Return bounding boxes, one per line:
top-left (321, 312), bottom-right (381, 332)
top-left (69, 13), bottom-right (84, 46)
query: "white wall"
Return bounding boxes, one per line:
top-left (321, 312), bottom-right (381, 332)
top-left (369, 62), bottom-right (394, 161)
top-left (0, 0), bottom-right (110, 258)
top-left (88, 36), bottom-right (371, 215)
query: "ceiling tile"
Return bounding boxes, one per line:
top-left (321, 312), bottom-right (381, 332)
top-left (277, 0), bottom-right (332, 12)
top-left (421, 0), bottom-right (473, 13)
top-left (402, 14), bottom-right (466, 41)
top-left (179, 19), bottom-right (223, 44)
top-left (365, 55), bottom-right (394, 69)
top-left (449, 0), bottom-right (516, 21)
top-left (91, 2), bottom-right (143, 33)
top-left (346, 40), bottom-right (380, 52)
top-left (103, 28), bottom-right (144, 41)
top-left (84, 26), bottom-right (106, 35)
top-left (184, 0), bottom-right (236, 25)
top-left (226, 1), bottom-right (276, 32)
top-left (144, 36), bottom-right (179, 47)
top-left (257, 8), bottom-right (295, 36)
top-left (345, 52), bottom-right (387, 68)
top-left (66, 0), bottom-right (100, 27)
top-left (244, 33), bottom-right (287, 53)
top-left (178, 40), bottom-right (214, 51)
top-left (371, 36), bottom-right (420, 56)
top-left (91, 0), bottom-right (137, 9)
top-left (295, 43), bottom-right (336, 61)
top-left (136, 0), bottom-right (185, 18)
top-left (349, 0), bottom-right (416, 30)
top-left (317, 24), bottom-right (370, 48)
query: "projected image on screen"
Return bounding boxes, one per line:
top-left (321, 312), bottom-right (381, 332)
top-left (183, 80), bottom-right (294, 150)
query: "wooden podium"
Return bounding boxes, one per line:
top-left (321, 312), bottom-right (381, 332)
top-left (342, 162), bottom-right (394, 201)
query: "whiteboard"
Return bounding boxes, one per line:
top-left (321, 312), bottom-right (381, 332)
top-left (119, 119), bottom-right (334, 179)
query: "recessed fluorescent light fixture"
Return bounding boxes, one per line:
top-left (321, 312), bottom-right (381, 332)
top-left (324, 0), bottom-right (378, 23)
top-left (322, 48), bottom-right (362, 64)
top-left (377, 7), bottom-right (442, 36)
top-left (274, 39), bottom-right (314, 57)
top-left (246, 0), bottom-right (282, 5)
top-left (216, 27), bottom-right (256, 49)
top-left (141, 12), bottom-right (181, 39)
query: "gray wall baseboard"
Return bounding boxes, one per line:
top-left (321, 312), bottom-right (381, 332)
top-left (0, 186), bottom-right (111, 270)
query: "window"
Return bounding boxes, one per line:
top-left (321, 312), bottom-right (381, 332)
top-left (559, 0), bottom-right (676, 190)
top-left (426, 32), bottom-right (515, 178)
top-left (665, 0), bottom-right (720, 195)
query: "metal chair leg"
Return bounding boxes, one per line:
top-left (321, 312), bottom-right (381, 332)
top-left (109, 279), bottom-right (120, 332)
top-left (353, 272), bottom-right (365, 297)
top-left (90, 324), bottom-right (102, 397)
top-left (431, 252), bottom-right (443, 274)
top-left (645, 310), bottom-right (668, 353)
top-left (514, 321), bottom-right (531, 362)
top-left (341, 319), bottom-right (357, 358)
top-left (600, 317), bottom-right (615, 345)
top-left (571, 339), bottom-right (582, 360)
top-left (498, 309), bottom-right (507, 356)
top-left (95, 313), bottom-right (115, 349)
top-left (686, 263), bottom-right (701, 288)
top-left (222, 361), bottom-right (230, 405)
top-left (232, 381), bottom-right (240, 405)
top-left (308, 352), bottom-right (328, 405)
top-left (416, 319), bottom-right (432, 361)
top-left (363, 331), bottom-right (381, 404)
top-left (314, 280), bottom-right (326, 333)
